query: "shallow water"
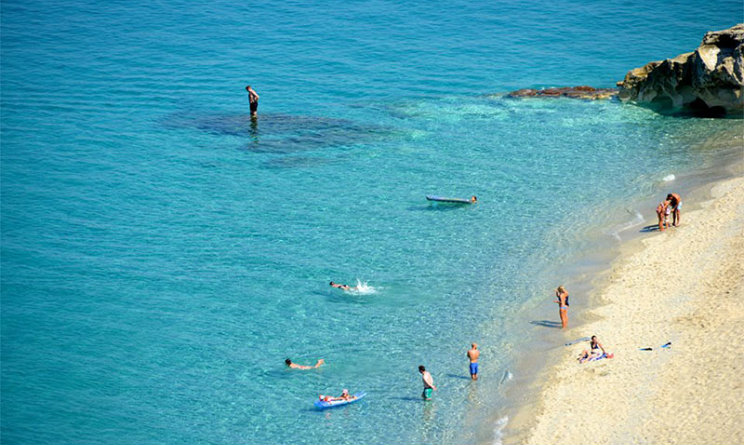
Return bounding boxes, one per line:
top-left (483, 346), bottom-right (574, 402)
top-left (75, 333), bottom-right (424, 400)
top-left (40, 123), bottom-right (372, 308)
top-left (1, 1), bottom-right (741, 444)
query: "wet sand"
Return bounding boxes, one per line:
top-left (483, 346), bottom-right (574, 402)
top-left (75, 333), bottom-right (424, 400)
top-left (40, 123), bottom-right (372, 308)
top-left (514, 175), bottom-right (744, 445)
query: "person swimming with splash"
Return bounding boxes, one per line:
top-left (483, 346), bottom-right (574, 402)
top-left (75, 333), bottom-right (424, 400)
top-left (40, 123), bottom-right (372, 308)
top-left (330, 281), bottom-right (358, 291)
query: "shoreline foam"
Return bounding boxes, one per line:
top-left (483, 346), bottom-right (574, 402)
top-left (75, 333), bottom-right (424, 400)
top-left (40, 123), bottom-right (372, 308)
top-left (503, 170), bottom-right (744, 444)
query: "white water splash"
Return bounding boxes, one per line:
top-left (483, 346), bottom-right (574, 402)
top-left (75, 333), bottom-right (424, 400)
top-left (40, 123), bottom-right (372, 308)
top-left (492, 416), bottom-right (509, 445)
top-left (663, 174), bottom-right (676, 182)
top-left (349, 279), bottom-right (376, 295)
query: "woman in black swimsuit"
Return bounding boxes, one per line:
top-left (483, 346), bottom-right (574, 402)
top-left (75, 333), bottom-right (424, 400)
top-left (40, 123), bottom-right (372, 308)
top-left (578, 335), bottom-right (606, 363)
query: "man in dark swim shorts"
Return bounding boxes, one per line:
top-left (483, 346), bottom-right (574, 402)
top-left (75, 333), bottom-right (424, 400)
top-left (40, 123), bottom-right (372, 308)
top-left (245, 85), bottom-right (260, 117)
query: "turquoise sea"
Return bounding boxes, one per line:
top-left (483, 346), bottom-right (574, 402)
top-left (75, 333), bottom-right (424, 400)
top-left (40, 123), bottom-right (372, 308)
top-left (2, 1), bottom-right (741, 444)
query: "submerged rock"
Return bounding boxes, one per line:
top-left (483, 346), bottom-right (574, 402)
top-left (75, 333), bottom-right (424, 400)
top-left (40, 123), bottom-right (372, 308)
top-left (617, 24), bottom-right (744, 117)
top-left (507, 86), bottom-right (618, 100)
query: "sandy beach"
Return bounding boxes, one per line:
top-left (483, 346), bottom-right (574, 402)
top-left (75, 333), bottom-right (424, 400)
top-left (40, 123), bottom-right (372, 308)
top-left (516, 174), bottom-right (744, 445)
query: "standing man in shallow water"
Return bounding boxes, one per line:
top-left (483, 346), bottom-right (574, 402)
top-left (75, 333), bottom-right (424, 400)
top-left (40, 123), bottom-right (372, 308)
top-left (419, 365), bottom-right (437, 400)
top-left (245, 85), bottom-right (260, 118)
top-left (467, 343), bottom-right (480, 380)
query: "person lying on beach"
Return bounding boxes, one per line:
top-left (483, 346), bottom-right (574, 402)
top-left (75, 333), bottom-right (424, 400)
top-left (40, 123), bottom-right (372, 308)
top-left (667, 193), bottom-right (682, 226)
top-left (320, 389), bottom-right (352, 402)
top-left (285, 358), bottom-right (325, 369)
top-left (578, 336), bottom-right (607, 363)
top-left (656, 200), bottom-right (670, 231)
top-left (330, 281), bottom-right (357, 291)
top-left (554, 286), bottom-right (569, 329)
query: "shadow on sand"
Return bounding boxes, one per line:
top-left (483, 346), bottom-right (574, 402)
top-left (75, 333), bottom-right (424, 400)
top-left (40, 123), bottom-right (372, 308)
top-left (530, 320), bottom-right (562, 329)
top-left (640, 224), bottom-right (661, 233)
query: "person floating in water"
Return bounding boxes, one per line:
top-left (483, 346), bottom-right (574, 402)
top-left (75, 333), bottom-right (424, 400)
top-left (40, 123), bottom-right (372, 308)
top-left (554, 285), bottom-right (569, 329)
top-left (667, 193), bottom-right (682, 227)
top-left (470, 195), bottom-right (477, 203)
top-left (319, 389), bottom-right (352, 402)
top-left (467, 343), bottom-right (480, 380)
top-left (330, 281), bottom-right (357, 291)
top-left (578, 336), bottom-right (609, 363)
top-left (418, 365), bottom-right (437, 399)
top-left (245, 85), bottom-right (260, 118)
top-left (285, 358), bottom-right (325, 369)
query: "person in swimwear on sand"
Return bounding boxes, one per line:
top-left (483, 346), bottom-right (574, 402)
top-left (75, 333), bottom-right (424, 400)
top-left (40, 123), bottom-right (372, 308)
top-left (467, 343), bottom-right (480, 380)
top-left (656, 199), bottom-right (670, 231)
top-left (578, 336), bottom-right (607, 363)
top-left (285, 358), bottom-right (325, 369)
top-left (555, 285), bottom-right (569, 329)
top-left (667, 193), bottom-right (682, 227)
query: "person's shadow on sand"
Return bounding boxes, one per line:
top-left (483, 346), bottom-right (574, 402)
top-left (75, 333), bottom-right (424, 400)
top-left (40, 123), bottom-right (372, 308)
top-left (530, 320), bottom-right (562, 329)
top-left (640, 225), bottom-right (661, 233)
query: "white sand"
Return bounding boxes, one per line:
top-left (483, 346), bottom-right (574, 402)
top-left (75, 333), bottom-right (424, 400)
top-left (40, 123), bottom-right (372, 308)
top-left (519, 176), bottom-right (744, 445)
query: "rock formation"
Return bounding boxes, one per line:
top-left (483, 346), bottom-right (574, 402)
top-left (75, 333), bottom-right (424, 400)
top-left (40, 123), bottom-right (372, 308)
top-left (507, 86), bottom-right (617, 100)
top-left (617, 24), bottom-right (744, 117)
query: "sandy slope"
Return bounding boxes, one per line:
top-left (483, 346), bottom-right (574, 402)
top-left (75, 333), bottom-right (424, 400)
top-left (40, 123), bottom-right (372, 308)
top-left (521, 176), bottom-right (744, 445)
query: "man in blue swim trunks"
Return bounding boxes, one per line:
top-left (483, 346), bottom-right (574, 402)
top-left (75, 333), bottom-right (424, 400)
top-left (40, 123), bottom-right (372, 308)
top-left (467, 343), bottom-right (480, 380)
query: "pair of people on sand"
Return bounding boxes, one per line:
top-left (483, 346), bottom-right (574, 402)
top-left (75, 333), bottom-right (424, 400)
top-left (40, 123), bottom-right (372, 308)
top-left (655, 193), bottom-right (682, 231)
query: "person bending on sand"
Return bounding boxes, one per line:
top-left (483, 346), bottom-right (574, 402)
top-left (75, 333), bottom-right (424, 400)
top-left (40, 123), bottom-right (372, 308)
top-left (419, 365), bottom-right (437, 399)
top-left (555, 285), bottom-right (569, 329)
top-left (667, 193), bottom-right (682, 227)
top-left (245, 85), bottom-right (260, 118)
top-left (656, 199), bottom-right (670, 231)
top-left (467, 343), bottom-right (480, 380)
top-left (330, 281), bottom-right (357, 291)
top-left (285, 358), bottom-right (325, 369)
top-left (578, 336), bottom-right (606, 363)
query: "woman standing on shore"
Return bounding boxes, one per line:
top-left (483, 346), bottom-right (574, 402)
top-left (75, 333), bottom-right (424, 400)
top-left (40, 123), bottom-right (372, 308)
top-left (555, 286), bottom-right (569, 329)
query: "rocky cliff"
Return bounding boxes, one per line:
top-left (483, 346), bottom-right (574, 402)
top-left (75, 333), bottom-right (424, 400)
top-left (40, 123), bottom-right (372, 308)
top-left (617, 24), bottom-right (744, 117)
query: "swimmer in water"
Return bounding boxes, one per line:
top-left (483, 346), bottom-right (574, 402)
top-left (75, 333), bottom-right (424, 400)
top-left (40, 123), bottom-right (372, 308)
top-left (285, 358), bottom-right (325, 369)
top-left (330, 281), bottom-right (357, 291)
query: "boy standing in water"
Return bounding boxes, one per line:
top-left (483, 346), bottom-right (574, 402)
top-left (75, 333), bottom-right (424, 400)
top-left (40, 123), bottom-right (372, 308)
top-left (467, 343), bottom-right (480, 380)
top-left (245, 85), bottom-right (260, 118)
top-left (418, 365), bottom-right (437, 399)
